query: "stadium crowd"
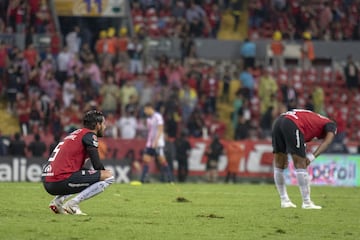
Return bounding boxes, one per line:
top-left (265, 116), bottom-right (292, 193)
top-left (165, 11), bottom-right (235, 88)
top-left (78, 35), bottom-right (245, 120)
top-left (0, 0), bottom-right (359, 159)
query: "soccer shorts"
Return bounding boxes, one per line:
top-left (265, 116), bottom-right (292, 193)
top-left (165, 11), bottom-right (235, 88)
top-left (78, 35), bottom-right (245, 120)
top-left (43, 170), bottom-right (101, 195)
top-left (144, 147), bottom-right (165, 157)
top-left (272, 116), bottom-right (306, 158)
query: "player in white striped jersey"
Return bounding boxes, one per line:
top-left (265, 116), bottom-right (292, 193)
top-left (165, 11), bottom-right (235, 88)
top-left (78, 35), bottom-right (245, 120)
top-left (140, 103), bottom-right (174, 183)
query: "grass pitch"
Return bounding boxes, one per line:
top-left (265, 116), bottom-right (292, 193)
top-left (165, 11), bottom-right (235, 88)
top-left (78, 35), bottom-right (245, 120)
top-left (0, 182), bottom-right (359, 240)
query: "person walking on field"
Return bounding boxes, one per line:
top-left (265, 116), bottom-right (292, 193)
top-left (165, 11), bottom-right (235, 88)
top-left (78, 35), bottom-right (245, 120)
top-left (272, 109), bottom-right (336, 209)
top-left (42, 110), bottom-right (114, 215)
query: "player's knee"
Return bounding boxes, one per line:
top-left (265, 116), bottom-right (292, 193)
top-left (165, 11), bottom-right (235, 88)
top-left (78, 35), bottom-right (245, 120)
top-left (101, 170), bottom-right (113, 181)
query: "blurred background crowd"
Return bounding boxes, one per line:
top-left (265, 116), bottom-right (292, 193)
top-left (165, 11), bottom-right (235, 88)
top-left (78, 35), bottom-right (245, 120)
top-left (0, 0), bottom-right (359, 158)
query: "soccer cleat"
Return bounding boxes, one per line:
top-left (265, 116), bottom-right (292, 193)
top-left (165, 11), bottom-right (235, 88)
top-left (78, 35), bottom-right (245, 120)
top-left (302, 201), bottom-right (322, 209)
top-left (49, 197), bottom-right (66, 214)
top-left (63, 200), bottom-right (87, 215)
top-left (281, 200), bottom-right (297, 208)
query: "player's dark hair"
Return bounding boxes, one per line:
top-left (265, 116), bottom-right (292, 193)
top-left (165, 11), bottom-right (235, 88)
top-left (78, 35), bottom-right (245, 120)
top-left (144, 102), bottom-right (153, 108)
top-left (83, 110), bottom-right (104, 130)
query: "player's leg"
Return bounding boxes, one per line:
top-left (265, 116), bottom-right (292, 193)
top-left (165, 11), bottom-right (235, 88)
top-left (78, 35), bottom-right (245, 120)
top-left (49, 194), bottom-right (72, 214)
top-left (140, 148), bottom-right (153, 183)
top-left (63, 169), bottom-right (114, 215)
top-left (272, 117), bottom-right (296, 208)
top-left (157, 148), bottom-right (174, 183)
top-left (285, 120), bottom-right (321, 209)
top-left (292, 154), bottom-right (321, 209)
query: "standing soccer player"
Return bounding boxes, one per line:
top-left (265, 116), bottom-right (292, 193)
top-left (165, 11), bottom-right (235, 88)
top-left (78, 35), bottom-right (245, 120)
top-left (42, 110), bottom-right (114, 215)
top-left (140, 103), bottom-right (174, 183)
top-left (272, 109), bottom-right (336, 209)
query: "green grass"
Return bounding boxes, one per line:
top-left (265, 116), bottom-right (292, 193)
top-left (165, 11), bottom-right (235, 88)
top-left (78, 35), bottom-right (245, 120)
top-left (0, 183), bottom-right (359, 240)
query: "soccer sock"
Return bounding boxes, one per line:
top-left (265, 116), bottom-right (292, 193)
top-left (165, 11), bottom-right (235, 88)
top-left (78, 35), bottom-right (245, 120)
top-left (71, 176), bottom-right (115, 204)
top-left (296, 169), bottom-right (311, 203)
top-left (274, 168), bottom-right (289, 201)
top-left (55, 194), bottom-right (72, 203)
top-left (140, 164), bottom-right (149, 183)
top-left (161, 164), bottom-right (173, 182)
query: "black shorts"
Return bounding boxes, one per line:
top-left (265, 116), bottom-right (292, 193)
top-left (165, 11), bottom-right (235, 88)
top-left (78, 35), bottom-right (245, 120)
top-left (144, 147), bottom-right (164, 157)
top-left (42, 170), bottom-right (101, 196)
top-left (272, 116), bottom-right (306, 157)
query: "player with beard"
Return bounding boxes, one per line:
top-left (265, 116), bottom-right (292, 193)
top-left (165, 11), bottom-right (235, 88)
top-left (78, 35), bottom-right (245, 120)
top-left (42, 110), bottom-right (114, 215)
top-left (140, 103), bottom-right (174, 183)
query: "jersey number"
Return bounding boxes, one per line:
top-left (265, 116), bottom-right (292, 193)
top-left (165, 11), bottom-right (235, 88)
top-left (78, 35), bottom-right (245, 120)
top-left (48, 142), bottom-right (64, 162)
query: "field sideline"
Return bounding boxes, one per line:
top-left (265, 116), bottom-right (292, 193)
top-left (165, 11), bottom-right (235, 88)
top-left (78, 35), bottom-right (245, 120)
top-left (0, 183), bottom-right (359, 240)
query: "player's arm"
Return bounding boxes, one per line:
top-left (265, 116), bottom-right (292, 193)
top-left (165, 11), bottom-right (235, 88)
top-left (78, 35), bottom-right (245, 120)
top-left (82, 132), bottom-right (105, 170)
top-left (153, 124), bottom-right (164, 147)
top-left (307, 122), bottom-right (336, 162)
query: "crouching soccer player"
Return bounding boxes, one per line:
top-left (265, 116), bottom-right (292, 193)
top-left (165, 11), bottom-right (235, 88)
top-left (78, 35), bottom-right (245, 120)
top-left (42, 110), bottom-right (114, 215)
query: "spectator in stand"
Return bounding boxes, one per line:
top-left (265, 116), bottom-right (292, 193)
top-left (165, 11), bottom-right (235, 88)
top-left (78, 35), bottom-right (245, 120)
top-left (79, 43), bottom-right (93, 63)
top-left (174, 131), bottom-right (192, 182)
top-left (312, 87), bottom-right (325, 115)
top-left (61, 101), bottom-right (82, 133)
top-left (344, 55), bottom-right (359, 92)
top-left (166, 60), bottom-right (184, 88)
top-left (34, 1), bottom-right (50, 33)
top-left (40, 70), bottom-right (60, 101)
top-left (56, 46), bottom-right (72, 85)
top-left (6, 64), bottom-right (20, 114)
top-left (84, 55), bottom-right (102, 92)
top-left (62, 76), bottom-right (77, 108)
top-left (300, 31), bottom-right (315, 71)
top-left (14, 0), bottom-right (28, 33)
top-left (319, 1), bottom-right (333, 34)
top-left (172, 0), bottom-right (186, 19)
top-left (66, 26), bottom-right (81, 54)
top-left (187, 109), bottom-right (204, 138)
top-left (239, 66), bottom-right (255, 99)
top-left (203, 71), bottom-right (219, 114)
top-left (16, 95), bottom-right (31, 136)
top-left (0, 41), bottom-right (9, 80)
top-left (103, 113), bottom-right (118, 138)
top-left (8, 132), bottom-right (26, 157)
top-left (231, 0), bottom-right (243, 32)
top-left (99, 74), bottom-right (120, 115)
top-left (127, 37), bottom-right (143, 74)
top-left (120, 80), bottom-right (138, 114)
top-left (27, 133), bottom-right (46, 157)
top-left (23, 43), bottom-right (40, 68)
top-left (117, 27), bottom-right (129, 64)
top-left (281, 80), bottom-right (297, 110)
top-left (220, 66), bottom-right (231, 103)
top-left (270, 31), bottom-right (285, 71)
top-left (179, 82), bottom-right (198, 123)
top-left (241, 38), bottom-right (256, 69)
top-left (117, 109), bottom-right (138, 139)
top-left (186, 1), bottom-right (206, 24)
top-left (139, 80), bottom-right (154, 107)
top-left (234, 109), bottom-right (250, 140)
top-left (258, 67), bottom-right (278, 115)
top-left (180, 34), bottom-right (197, 64)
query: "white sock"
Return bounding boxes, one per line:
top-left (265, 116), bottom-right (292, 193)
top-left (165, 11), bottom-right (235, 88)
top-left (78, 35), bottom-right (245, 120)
top-left (296, 169), bottom-right (311, 203)
top-left (274, 168), bottom-right (289, 201)
top-left (55, 194), bottom-right (72, 203)
top-left (71, 176), bottom-right (115, 204)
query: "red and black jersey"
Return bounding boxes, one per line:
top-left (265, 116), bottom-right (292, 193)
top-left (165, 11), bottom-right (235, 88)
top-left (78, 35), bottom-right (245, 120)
top-left (43, 128), bottom-right (101, 182)
top-left (282, 109), bottom-right (337, 142)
